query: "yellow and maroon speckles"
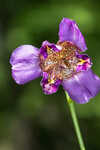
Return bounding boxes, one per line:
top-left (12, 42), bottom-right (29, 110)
top-left (39, 41), bottom-right (80, 83)
top-left (46, 45), bottom-right (53, 55)
top-left (39, 41), bottom-right (91, 84)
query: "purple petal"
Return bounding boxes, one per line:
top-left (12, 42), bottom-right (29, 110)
top-left (76, 54), bottom-right (92, 72)
top-left (10, 45), bottom-right (41, 84)
top-left (62, 69), bottom-right (100, 104)
top-left (42, 41), bottom-right (61, 51)
top-left (58, 18), bottom-right (87, 51)
top-left (40, 41), bottom-right (62, 59)
top-left (41, 72), bottom-right (61, 94)
top-left (42, 40), bottom-right (51, 47)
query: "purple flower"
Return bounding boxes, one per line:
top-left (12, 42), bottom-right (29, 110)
top-left (10, 18), bottom-right (100, 104)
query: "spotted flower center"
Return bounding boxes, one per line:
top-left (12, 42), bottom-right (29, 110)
top-left (39, 41), bottom-right (92, 84)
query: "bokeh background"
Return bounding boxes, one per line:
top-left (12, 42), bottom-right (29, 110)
top-left (0, 0), bottom-right (100, 149)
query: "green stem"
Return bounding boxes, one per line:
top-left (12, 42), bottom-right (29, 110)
top-left (65, 92), bottom-right (86, 150)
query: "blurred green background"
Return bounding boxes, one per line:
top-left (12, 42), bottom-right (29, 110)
top-left (0, 0), bottom-right (100, 149)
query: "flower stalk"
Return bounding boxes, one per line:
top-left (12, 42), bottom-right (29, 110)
top-left (65, 92), bottom-right (86, 150)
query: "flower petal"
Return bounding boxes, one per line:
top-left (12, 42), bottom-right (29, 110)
top-left (76, 54), bottom-right (92, 72)
top-left (62, 69), bottom-right (100, 103)
top-left (58, 18), bottom-right (87, 51)
top-left (40, 41), bottom-right (62, 59)
top-left (10, 45), bottom-right (41, 84)
top-left (41, 72), bottom-right (61, 94)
